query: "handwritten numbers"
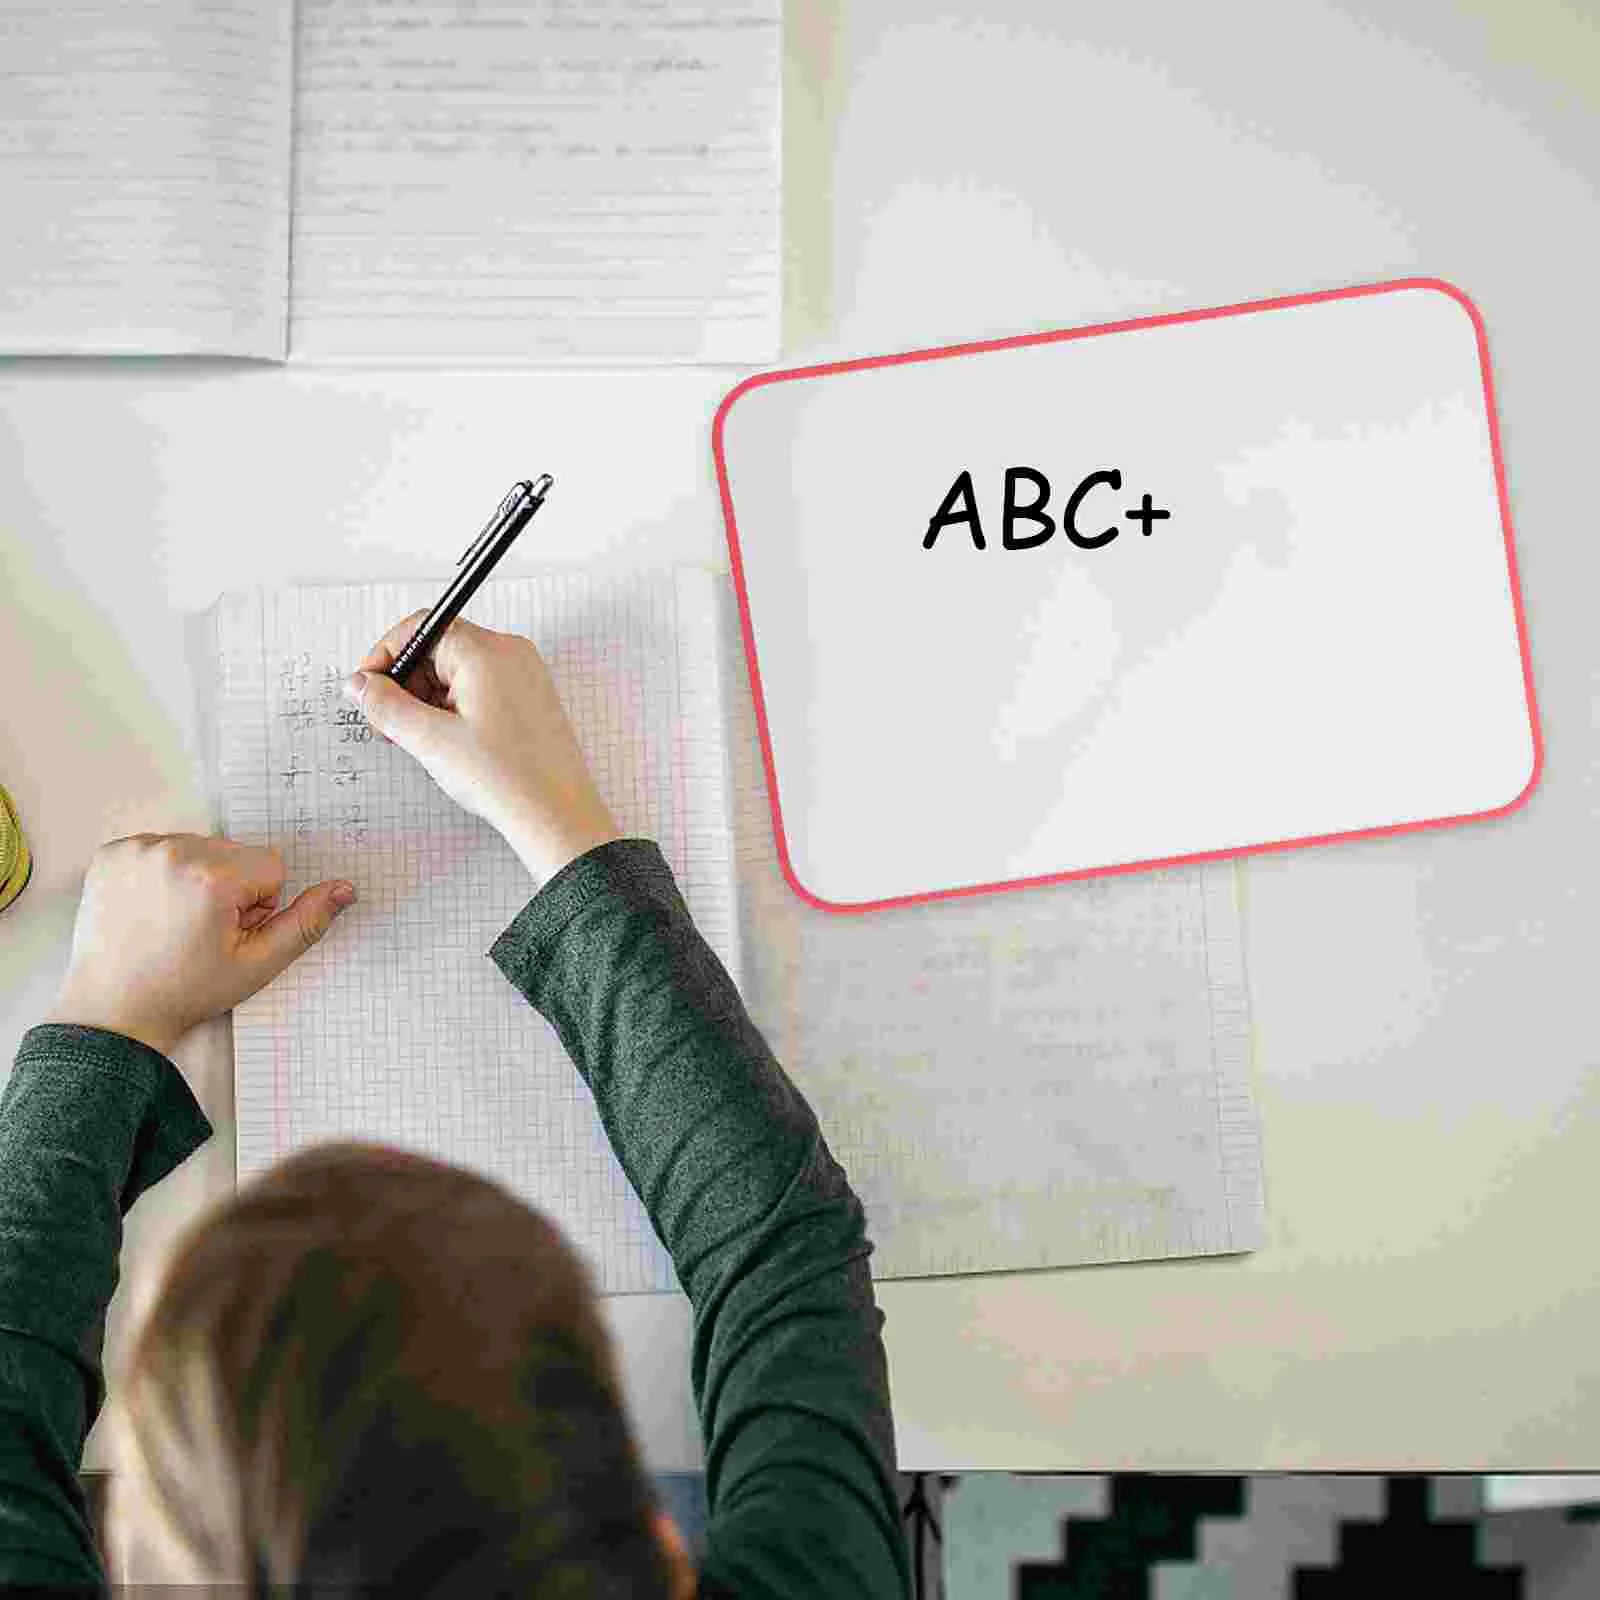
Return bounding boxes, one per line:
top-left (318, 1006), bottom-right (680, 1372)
top-left (335, 705), bottom-right (373, 743)
top-left (268, 645), bottom-right (381, 856)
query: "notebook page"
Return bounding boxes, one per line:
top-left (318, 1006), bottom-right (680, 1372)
top-left (213, 570), bottom-right (736, 1295)
top-left (0, 0), bottom-right (292, 356)
top-left (720, 585), bottom-right (1266, 1277)
top-left (288, 0), bottom-right (782, 363)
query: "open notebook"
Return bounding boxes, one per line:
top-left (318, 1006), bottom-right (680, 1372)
top-left (212, 569), bottom-right (1265, 1294)
top-left (0, 1), bottom-right (781, 362)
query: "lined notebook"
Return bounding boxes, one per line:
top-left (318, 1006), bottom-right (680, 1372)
top-left (0, 0), bottom-right (782, 362)
top-left (212, 569), bottom-right (1265, 1294)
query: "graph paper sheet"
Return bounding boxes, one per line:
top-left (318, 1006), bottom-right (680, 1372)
top-left (213, 569), bottom-right (737, 1295)
top-left (719, 585), bottom-right (1266, 1276)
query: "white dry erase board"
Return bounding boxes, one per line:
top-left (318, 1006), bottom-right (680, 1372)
top-left (713, 278), bottom-right (1542, 913)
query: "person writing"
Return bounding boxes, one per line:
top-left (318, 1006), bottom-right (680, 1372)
top-left (0, 608), bottom-right (913, 1596)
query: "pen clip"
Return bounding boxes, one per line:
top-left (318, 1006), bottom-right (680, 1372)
top-left (456, 482), bottom-right (532, 568)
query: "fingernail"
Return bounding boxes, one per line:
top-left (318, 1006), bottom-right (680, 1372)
top-left (343, 672), bottom-right (368, 704)
top-left (332, 882), bottom-right (357, 909)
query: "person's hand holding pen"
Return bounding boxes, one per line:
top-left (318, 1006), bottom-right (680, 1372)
top-left (343, 475), bottom-right (622, 889)
top-left (344, 613), bottom-right (621, 889)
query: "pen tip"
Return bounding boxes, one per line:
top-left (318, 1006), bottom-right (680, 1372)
top-left (531, 473), bottom-right (554, 498)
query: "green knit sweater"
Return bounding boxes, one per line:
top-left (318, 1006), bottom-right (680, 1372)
top-left (0, 837), bottom-right (911, 1597)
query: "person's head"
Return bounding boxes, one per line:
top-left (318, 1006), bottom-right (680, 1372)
top-left (106, 1142), bottom-right (694, 1597)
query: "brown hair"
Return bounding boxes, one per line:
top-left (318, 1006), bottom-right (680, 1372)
top-left (116, 1141), bottom-right (675, 1596)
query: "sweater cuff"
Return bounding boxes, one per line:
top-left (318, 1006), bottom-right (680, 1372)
top-left (14, 1024), bottom-right (213, 1208)
top-left (489, 836), bottom-right (682, 983)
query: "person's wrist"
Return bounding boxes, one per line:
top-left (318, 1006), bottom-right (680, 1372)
top-left (497, 799), bottom-right (622, 890)
top-left (45, 986), bottom-right (182, 1058)
top-left (517, 825), bottom-right (625, 890)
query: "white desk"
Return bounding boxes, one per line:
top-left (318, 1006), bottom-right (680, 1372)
top-left (2, 0), bottom-right (1596, 1471)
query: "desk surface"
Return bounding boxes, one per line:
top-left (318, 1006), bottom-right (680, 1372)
top-left (2, 0), bottom-right (1596, 1471)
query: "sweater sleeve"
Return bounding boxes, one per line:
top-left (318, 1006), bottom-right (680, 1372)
top-left (0, 1024), bottom-right (213, 1591)
top-left (490, 837), bottom-right (912, 1600)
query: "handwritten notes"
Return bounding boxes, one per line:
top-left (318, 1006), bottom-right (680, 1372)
top-left (269, 650), bottom-right (375, 851)
top-left (0, 0), bottom-right (779, 361)
top-left (0, 0), bottom-right (292, 355)
top-left (288, 0), bottom-right (783, 361)
top-left (213, 572), bottom-right (737, 1294)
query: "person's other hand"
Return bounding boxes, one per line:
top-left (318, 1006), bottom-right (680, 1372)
top-left (48, 834), bottom-right (355, 1059)
top-left (347, 613), bottom-right (621, 888)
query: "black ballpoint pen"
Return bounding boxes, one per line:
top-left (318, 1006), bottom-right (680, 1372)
top-left (385, 474), bottom-right (554, 686)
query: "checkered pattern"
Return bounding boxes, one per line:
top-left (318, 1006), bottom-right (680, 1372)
top-left (932, 1475), bottom-right (1600, 1600)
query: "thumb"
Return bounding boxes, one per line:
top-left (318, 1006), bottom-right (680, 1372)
top-left (245, 880), bottom-right (355, 983)
top-left (348, 669), bottom-right (449, 760)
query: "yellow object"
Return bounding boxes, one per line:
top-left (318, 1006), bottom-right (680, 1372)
top-left (0, 786), bottom-right (30, 914)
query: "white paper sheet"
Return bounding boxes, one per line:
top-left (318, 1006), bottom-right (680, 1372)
top-left (0, 0), bottom-right (293, 355)
top-left (719, 584), bottom-right (1267, 1277)
top-left (213, 569), bottom-right (737, 1294)
top-left (288, 0), bottom-right (783, 362)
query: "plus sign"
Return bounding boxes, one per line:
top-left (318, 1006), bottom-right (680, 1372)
top-left (1125, 493), bottom-right (1171, 537)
